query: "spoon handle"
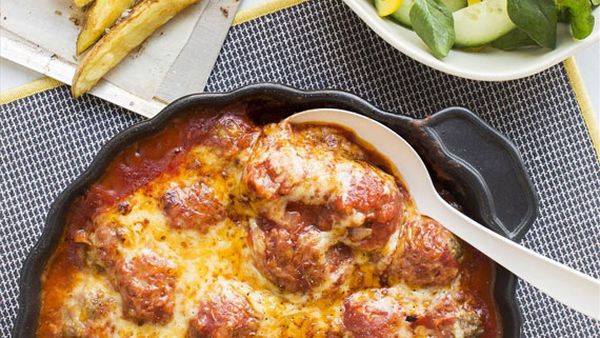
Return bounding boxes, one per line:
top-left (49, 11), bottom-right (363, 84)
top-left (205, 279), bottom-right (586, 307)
top-left (430, 198), bottom-right (600, 320)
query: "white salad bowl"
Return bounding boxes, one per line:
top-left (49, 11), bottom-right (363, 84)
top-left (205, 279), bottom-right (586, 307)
top-left (343, 0), bottom-right (600, 81)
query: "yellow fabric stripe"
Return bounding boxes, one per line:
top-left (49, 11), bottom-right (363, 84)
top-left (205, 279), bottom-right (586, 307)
top-left (233, 0), bottom-right (308, 26)
top-left (563, 57), bottom-right (599, 157)
top-left (0, 77), bottom-right (63, 105)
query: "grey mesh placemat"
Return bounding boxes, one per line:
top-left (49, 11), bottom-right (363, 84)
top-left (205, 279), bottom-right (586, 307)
top-left (1, 0), bottom-right (599, 336)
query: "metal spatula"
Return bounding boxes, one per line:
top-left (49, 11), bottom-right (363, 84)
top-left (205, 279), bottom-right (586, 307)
top-left (155, 0), bottom-right (242, 102)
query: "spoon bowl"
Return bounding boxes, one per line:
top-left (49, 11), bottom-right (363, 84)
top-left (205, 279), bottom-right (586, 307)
top-left (287, 108), bottom-right (600, 320)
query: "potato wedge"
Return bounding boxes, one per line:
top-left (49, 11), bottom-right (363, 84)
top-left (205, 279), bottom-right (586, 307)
top-left (74, 0), bottom-right (94, 8)
top-left (76, 0), bottom-right (136, 55)
top-left (71, 0), bottom-right (199, 98)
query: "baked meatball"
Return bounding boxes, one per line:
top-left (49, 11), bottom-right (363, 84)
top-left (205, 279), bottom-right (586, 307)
top-left (413, 292), bottom-right (484, 338)
top-left (244, 122), bottom-right (404, 252)
top-left (342, 289), bottom-right (411, 338)
top-left (333, 161), bottom-right (403, 251)
top-left (86, 221), bottom-right (121, 269)
top-left (202, 113), bottom-right (260, 157)
top-left (187, 283), bottom-right (259, 338)
top-left (60, 281), bottom-right (117, 337)
top-left (115, 253), bottom-right (178, 324)
top-left (248, 217), bottom-right (353, 293)
top-left (387, 216), bottom-right (462, 287)
top-left (162, 181), bottom-right (225, 231)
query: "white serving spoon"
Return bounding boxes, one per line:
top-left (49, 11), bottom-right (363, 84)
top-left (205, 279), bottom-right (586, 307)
top-left (286, 108), bottom-right (600, 320)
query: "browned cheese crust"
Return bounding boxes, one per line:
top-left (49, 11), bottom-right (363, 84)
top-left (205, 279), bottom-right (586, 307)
top-left (37, 110), bottom-right (498, 338)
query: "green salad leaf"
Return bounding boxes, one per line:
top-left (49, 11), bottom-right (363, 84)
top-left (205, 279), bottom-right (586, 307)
top-left (558, 0), bottom-right (595, 39)
top-left (492, 29), bottom-right (537, 50)
top-left (591, 0), bottom-right (599, 6)
top-left (558, 7), bottom-right (572, 23)
top-left (409, 0), bottom-right (455, 59)
top-left (507, 0), bottom-right (558, 49)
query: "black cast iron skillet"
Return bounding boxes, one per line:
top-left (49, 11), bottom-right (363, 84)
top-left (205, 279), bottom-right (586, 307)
top-left (14, 83), bottom-right (538, 337)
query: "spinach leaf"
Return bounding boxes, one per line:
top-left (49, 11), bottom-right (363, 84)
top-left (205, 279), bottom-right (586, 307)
top-left (558, 8), bottom-right (572, 23)
top-left (492, 29), bottom-right (537, 50)
top-left (558, 0), bottom-right (595, 39)
top-left (591, 0), bottom-right (599, 6)
top-left (410, 0), bottom-right (455, 59)
top-left (507, 0), bottom-right (558, 49)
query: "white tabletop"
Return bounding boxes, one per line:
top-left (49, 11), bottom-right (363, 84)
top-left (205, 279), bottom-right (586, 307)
top-left (1, 0), bottom-right (598, 119)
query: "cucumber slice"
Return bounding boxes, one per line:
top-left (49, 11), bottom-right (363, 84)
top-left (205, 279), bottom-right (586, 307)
top-left (453, 0), bottom-right (517, 47)
top-left (391, 0), bottom-right (466, 28)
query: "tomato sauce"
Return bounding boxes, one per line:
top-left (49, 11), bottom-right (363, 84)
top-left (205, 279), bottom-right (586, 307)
top-left (461, 244), bottom-right (503, 338)
top-left (38, 106), bottom-right (251, 337)
top-left (38, 104), bottom-right (502, 337)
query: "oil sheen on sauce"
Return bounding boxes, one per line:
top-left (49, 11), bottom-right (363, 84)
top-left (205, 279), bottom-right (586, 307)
top-left (38, 104), bottom-right (502, 338)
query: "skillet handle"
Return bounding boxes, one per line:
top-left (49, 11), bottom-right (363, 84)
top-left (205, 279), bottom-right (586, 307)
top-left (416, 107), bottom-right (538, 241)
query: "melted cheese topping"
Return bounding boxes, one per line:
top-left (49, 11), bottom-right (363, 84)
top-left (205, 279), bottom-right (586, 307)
top-left (39, 117), bottom-right (490, 338)
top-left (64, 139), bottom-right (360, 337)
